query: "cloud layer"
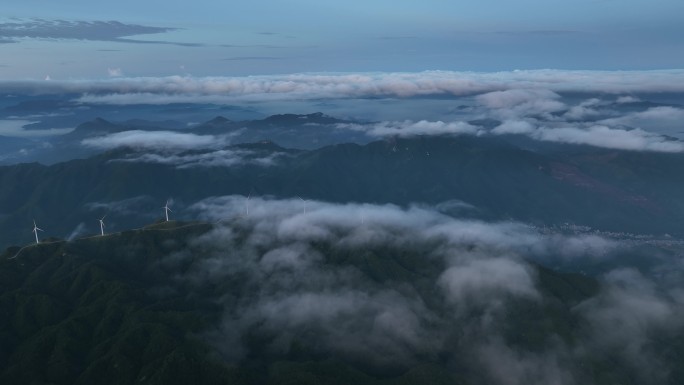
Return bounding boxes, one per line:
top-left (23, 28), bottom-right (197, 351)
top-left (3, 69), bottom-right (684, 100)
top-left (4, 69), bottom-right (683, 154)
top-left (151, 196), bottom-right (684, 384)
top-left (81, 130), bottom-right (283, 168)
top-left (336, 117), bottom-right (684, 152)
top-left (493, 121), bottom-right (684, 152)
top-left (340, 120), bottom-right (481, 137)
top-left (81, 130), bottom-right (223, 151)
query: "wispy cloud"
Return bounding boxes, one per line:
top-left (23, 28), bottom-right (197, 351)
top-left (107, 68), bottom-right (123, 77)
top-left (492, 121), bottom-right (684, 152)
top-left (81, 130), bottom-right (283, 168)
top-left (340, 120), bottom-right (480, 138)
top-left (476, 89), bottom-right (566, 119)
top-left (221, 56), bottom-right (282, 61)
top-left (334, 117), bottom-right (684, 152)
top-left (0, 19), bottom-right (196, 47)
top-left (495, 30), bottom-right (582, 36)
top-left (81, 130), bottom-right (223, 151)
top-left (0, 119), bottom-right (72, 137)
top-left (85, 195), bottom-right (156, 216)
top-left (66, 222), bottom-right (87, 241)
top-left (115, 149), bottom-right (283, 169)
top-left (599, 106), bottom-right (684, 137)
top-left (533, 125), bottom-right (684, 152)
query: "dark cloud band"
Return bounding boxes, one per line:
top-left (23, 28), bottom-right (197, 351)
top-left (0, 18), bottom-right (194, 46)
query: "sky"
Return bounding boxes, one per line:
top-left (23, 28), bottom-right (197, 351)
top-left (1, 0), bottom-right (684, 79)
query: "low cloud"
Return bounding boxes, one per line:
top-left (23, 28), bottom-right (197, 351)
top-left (438, 257), bottom-right (539, 307)
top-left (80, 130), bottom-right (283, 168)
top-left (0, 119), bottom-right (73, 137)
top-left (576, 269), bottom-right (684, 384)
top-left (599, 106), bottom-right (684, 138)
top-left (562, 98), bottom-right (603, 121)
top-left (338, 117), bottom-right (684, 152)
top-left (529, 124), bottom-right (684, 152)
top-left (476, 89), bottom-right (566, 119)
top-left (154, 196), bottom-right (681, 384)
top-left (340, 120), bottom-right (480, 138)
top-left (616, 95), bottom-right (641, 104)
top-left (180, 198), bottom-right (552, 368)
top-left (491, 120), bottom-right (536, 135)
top-left (81, 130), bottom-right (224, 151)
top-left (491, 119), bottom-right (684, 152)
top-left (107, 68), bottom-right (123, 77)
top-left (116, 149), bottom-right (283, 169)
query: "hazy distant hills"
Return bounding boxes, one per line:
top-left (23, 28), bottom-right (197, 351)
top-left (3, 219), bottom-right (668, 385)
top-left (191, 112), bottom-right (370, 149)
top-left (3, 110), bottom-right (684, 384)
top-left (1, 134), bottom-right (683, 250)
top-left (0, 113), bottom-right (371, 165)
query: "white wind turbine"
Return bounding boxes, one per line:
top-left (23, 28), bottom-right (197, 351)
top-left (298, 196), bottom-right (308, 215)
top-left (163, 199), bottom-right (172, 222)
top-left (245, 193), bottom-right (251, 216)
top-left (32, 220), bottom-right (43, 244)
top-left (98, 215), bottom-right (106, 236)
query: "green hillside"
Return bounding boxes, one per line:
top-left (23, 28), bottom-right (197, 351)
top-left (2, 219), bottom-right (679, 384)
top-left (1, 135), bottom-right (683, 250)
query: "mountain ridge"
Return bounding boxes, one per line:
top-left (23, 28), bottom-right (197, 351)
top-left (1, 134), bottom-right (683, 251)
top-left (1, 215), bottom-right (641, 385)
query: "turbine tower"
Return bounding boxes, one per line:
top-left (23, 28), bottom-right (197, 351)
top-left (298, 196), bottom-right (308, 214)
top-left (245, 193), bottom-right (251, 216)
top-left (98, 215), bottom-right (106, 236)
top-left (163, 199), bottom-right (172, 222)
top-left (32, 220), bottom-right (43, 244)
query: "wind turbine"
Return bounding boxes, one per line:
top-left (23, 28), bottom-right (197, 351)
top-left (162, 199), bottom-right (172, 222)
top-left (32, 220), bottom-right (43, 244)
top-left (245, 193), bottom-right (251, 216)
top-left (298, 196), bottom-right (308, 214)
top-left (98, 215), bottom-right (106, 236)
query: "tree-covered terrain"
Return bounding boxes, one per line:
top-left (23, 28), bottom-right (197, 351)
top-left (1, 134), bottom-right (683, 250)
top-left (2, 215), bottom-right (682, 384)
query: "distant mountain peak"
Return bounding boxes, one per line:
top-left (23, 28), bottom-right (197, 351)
top-left (262, 112), bottom-right (344, 125)
top-left (92, 117), bottom-right (112, 125)
top-left (205, 116), bottom-right (232, 125)
top-left (73, 117), bottom-right (118, 131)
top-left (194, 116), bottom-right (234, 131)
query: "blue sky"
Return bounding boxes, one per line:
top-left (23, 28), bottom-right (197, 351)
top-left (1, 0), bottom-right (683, 79)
